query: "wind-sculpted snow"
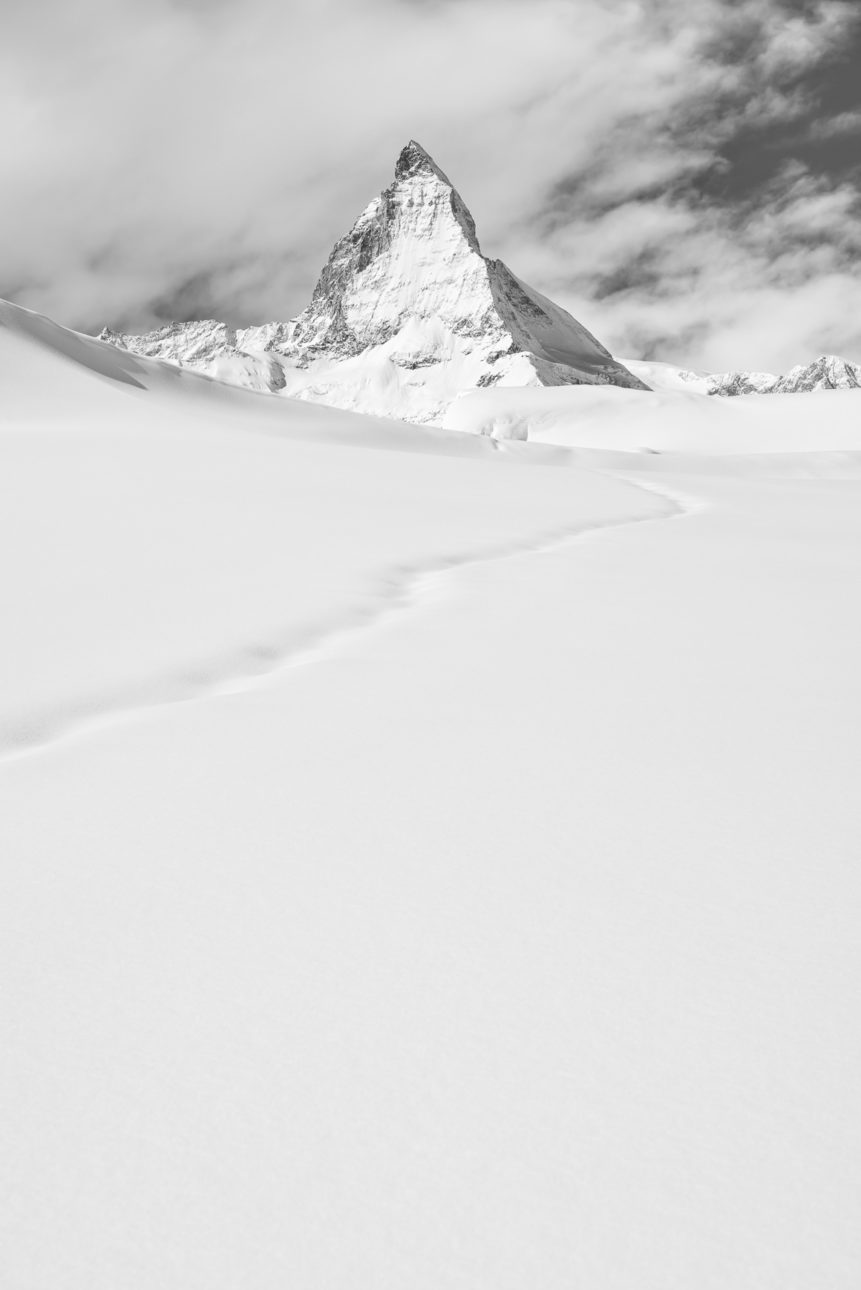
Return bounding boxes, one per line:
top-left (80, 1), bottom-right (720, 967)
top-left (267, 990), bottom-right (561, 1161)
top-left (1, 298), bottom-right (152, 390)
top-left (99, 140), bottom-right (647, 425)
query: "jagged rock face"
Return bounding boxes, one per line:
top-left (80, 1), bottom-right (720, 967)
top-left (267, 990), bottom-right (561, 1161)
top-left (705, 370), bottom-right (781, 396)
top-left (284, 140), bottom-right (649, 412)
top-left (775, 355), bottom-right (861, 393)
top-left (99, 320), bottom-right (294, 394)
top-left (289, 142), bottom-right (491, 354)
top-left (99, 140), bottom-right (648, 424)
top-left (707, 355), bottom-right (861, 396)
top-left (99, 320), bottom-right (235, 366)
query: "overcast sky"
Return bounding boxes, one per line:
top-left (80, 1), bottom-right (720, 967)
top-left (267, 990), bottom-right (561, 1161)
top-left (3, 0), bottom-right (860, 371)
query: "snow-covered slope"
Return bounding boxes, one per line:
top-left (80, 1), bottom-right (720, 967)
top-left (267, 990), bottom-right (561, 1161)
top-left (4, 294), bottom-right (861, 1288)
top-left (447, 380), bottom-right (861, 454)
top-left (617, 358), bottom-right (710, 393)
top-left (0, 295), bottom-right (647, 747)
top-left (100, 141), bottom-right (647, 423)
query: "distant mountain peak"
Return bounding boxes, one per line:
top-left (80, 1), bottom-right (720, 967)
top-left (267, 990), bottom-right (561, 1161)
top-left (100, 142), bottom-right (648, 424)
top-left (705, 353), bottom-right (861, 397)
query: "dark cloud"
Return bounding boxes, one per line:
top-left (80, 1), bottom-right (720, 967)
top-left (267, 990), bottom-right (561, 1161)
top-left (505, 0), bottom-right (861, 368)
top-left (697, 17), bottom-right (861, 199)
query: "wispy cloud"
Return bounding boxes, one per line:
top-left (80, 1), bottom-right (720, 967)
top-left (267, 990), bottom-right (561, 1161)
top-left (1, 0), bottom-right (859, 369)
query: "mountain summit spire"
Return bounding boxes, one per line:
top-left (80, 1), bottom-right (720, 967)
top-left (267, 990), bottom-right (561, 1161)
top-left (101, 142), bottom-right (648, 423)
top-left (395, 140), bottom-right (452, 185)
top-left (284, 141), bottom-right (645, 403)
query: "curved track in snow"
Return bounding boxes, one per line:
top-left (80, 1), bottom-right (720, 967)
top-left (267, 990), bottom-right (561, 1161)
top-left (0, 472), bottom-right (699, 765)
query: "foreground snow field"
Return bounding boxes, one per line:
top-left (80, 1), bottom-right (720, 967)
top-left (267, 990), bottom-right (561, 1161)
top-left (2, 300), bottom-right (861, 1288)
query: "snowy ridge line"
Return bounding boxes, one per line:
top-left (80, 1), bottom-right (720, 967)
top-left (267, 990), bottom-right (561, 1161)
top-left (0, 473), bottom-right (699, 765)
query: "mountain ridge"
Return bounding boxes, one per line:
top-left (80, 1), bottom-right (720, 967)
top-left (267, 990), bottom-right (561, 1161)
top-left (703, 354), bottom-right (861, 396)
top-left (98, 141), bottom-right (861, 423)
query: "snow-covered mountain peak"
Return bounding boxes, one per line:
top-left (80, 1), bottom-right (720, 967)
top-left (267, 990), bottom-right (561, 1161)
top-left (702, 353), bottom-right (861, 397)
top-left (395, 139), bottom-right (451, 184)
top-left (289, 140), bottom-right (486, 356)
top-left (789, 354), bottom-right (861, 390)
top-left (99, 141), bottom-right (648, 424)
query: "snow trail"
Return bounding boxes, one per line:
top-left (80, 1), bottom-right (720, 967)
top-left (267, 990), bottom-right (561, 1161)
top-left (0, 472), bottom-right (698, 764)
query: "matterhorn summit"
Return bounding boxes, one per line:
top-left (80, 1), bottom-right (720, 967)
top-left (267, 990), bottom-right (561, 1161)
top-left (100, 140), bottom-right (648, 425)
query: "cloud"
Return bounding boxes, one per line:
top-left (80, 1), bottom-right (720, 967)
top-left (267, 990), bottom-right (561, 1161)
top-left (808, 110), bottom-right (861, 139)
top-left (1, 0), bottom-right (859, 369)
top-left (497, 0), bottom-right (861, 369)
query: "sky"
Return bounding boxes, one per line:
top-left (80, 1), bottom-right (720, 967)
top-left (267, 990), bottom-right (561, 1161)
top-left (2, 0), bottom-right (860, 372)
